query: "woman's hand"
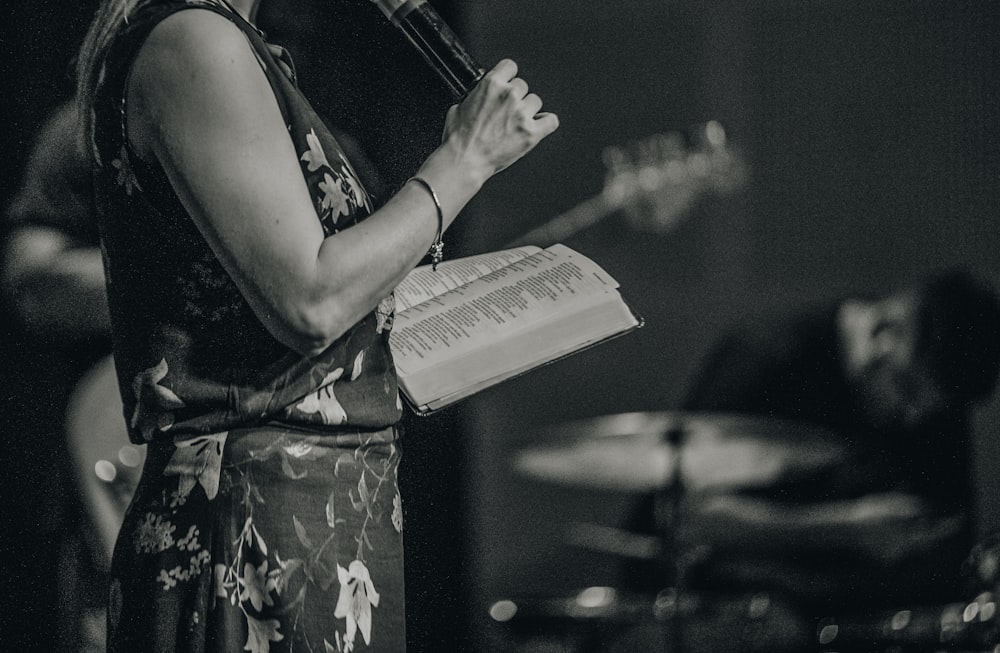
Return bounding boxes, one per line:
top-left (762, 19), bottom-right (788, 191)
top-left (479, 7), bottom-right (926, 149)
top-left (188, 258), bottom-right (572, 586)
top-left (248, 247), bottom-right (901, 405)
top-left (440, 59), bottom-right (559, 183)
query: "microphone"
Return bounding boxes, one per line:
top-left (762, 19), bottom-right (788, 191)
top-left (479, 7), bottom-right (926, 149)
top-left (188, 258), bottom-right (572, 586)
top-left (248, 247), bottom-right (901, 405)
top-left (371, 0), bottom-right (485, 99)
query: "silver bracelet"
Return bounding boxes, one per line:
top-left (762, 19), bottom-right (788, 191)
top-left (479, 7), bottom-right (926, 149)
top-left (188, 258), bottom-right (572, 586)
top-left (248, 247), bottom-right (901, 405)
top-left (407, 176), bottom-right (444, 271)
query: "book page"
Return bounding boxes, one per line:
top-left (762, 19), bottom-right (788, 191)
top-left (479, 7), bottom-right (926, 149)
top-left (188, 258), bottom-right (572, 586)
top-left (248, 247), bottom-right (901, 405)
top-left (411, 294), bottom-right (639, 411)
top-left (393, 246), bottom-right (541, 312)
top-left (390, 244), bottom-right (624, 375)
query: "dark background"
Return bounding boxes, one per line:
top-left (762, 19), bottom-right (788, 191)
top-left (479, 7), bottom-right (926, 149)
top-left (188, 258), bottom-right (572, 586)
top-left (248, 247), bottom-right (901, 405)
top-left (2, 1), bottom-right (1000, 651)
top-left (454, 0), bottom-right (1000, 649)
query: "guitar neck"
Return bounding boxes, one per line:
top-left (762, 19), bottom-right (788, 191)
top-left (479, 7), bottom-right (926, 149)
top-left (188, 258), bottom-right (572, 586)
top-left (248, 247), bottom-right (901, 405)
top-left (504, 193), bottom-right (614, 249)
top-left (504, 123), bottom-right (743, 250)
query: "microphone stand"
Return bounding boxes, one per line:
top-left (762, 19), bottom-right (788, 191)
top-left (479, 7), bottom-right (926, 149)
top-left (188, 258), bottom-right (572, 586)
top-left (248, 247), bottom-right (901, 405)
top-left (656, 419), bottom-right (689, 653)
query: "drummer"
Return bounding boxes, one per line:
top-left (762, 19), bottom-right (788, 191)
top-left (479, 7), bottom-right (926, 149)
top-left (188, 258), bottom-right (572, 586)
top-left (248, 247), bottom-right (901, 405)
top-left (626, 268), bottom-right (1000, 612)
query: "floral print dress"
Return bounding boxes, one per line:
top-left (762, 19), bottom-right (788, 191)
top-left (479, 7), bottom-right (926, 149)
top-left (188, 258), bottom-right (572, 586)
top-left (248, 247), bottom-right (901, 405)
top-left (90, 1), bottom-right (406, 651)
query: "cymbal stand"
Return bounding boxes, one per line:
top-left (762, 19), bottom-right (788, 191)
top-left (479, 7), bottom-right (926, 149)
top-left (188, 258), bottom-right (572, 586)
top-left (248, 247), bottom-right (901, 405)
top-left (654, 421), bottom-right (689, 653)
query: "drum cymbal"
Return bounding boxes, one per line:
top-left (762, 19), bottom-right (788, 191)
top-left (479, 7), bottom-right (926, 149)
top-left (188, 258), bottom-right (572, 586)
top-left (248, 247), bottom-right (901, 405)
top-left (514, 411), bottom-right (846, 492)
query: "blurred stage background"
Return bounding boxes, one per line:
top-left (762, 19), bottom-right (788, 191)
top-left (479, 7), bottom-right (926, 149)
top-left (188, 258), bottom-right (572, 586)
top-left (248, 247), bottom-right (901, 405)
top-left (2, 1), bottom-right (999, 651)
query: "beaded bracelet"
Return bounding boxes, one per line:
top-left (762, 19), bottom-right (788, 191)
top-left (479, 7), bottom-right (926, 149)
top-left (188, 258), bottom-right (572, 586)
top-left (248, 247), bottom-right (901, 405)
top-left (408, 176), bottom-right (444, 270)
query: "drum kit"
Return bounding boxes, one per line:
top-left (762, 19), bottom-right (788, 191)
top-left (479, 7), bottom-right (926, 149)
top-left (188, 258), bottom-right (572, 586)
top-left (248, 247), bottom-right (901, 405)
top-left (494, 411), bottom-right (1000, 652)
top-left (487, 411), bottom-right (845, 652)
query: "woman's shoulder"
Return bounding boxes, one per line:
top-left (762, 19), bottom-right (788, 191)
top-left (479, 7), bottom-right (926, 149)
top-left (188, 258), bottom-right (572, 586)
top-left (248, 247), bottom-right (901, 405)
top-left (126, 3), bottom-right (271, 136)
top-left (117, 1), bottom-right (280, 167)
top-left (132, 3), bottom-right (252, 73)
top-left (96, 2), bottom-right (245, 110)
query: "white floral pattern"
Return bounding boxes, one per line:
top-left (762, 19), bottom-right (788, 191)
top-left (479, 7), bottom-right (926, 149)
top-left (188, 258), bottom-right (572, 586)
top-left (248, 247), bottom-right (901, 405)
top-left (375, 295), bottom-right (395, 334)
top-left (295, 368), bottom-right (349, 425)
top-left (203, 429), bottom-right (398, 651)
top-left (338, 152), bottom-right (373, 213)
top-left (111, 144), bottom-right (142, 195)
top-left (301, 128), bottom-right (332, 172)
top-left (114, 418), bottom-right (401, 650)
top-left (299, 127), bottom-right (374, 235)
top-left (334, 560), bottom-right (381, 650)
top-left (163, 432), bottom-right (229, 501)
top-left (131, 358), bottom-right (186, 442)
top-left (320, 172), bottom-right (352, 221)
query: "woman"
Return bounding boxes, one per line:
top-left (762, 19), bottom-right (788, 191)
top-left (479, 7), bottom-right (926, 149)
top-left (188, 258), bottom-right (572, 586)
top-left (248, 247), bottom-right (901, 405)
top-left (74, 0), bottom-right (558, 650)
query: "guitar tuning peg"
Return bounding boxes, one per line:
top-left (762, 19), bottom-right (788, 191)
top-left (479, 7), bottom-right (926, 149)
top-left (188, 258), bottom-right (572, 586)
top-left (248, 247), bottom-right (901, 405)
top-left (602, 144), bottom-right (637, 206)
top-left (640, 132), bottom-right (684, 166)
top-left (602, 144), bottom-right (629, 173)
top-left (635, 137), bottom-right (658, 166)
top-left (660, 132), bottom-right (687, 157)
top-left (686, 151), bottom-right (711, 180)
top-left (704, 120), bottom-right (727, 149)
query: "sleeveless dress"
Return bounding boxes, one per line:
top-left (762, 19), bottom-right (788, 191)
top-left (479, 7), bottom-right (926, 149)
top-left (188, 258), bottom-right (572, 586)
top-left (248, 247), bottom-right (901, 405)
top-left (89, 1), bottom-right (406, 650)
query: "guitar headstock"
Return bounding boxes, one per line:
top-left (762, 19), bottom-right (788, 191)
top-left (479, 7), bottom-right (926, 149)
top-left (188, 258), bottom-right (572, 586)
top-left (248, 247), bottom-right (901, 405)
top-left (601, 120), bottom-right (747, 233)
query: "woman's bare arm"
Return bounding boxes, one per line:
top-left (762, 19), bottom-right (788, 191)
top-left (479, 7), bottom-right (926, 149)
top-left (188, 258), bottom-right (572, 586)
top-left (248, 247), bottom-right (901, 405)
top-left (128, 10), bottom-right (556, 356)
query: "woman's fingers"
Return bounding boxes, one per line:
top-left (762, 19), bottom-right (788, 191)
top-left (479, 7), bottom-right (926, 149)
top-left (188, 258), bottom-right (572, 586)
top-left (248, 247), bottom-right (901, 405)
top-left (520, 93), bottom-right (543, 118)
top-left (447, 58), bottom-right (559, 173)
top-left (489, 58), bottom-right (519, 82)
top-left (508, 77), bottom-right (529, 100)
top-left (516, 93), bottom-right (558, 138)
top-left (531, 111), bottom-right (560, 137)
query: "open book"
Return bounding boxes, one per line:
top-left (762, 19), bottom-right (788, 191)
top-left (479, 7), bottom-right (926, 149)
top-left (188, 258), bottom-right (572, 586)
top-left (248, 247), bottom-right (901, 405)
top-left (390, 244), bottom-right (642, 414)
